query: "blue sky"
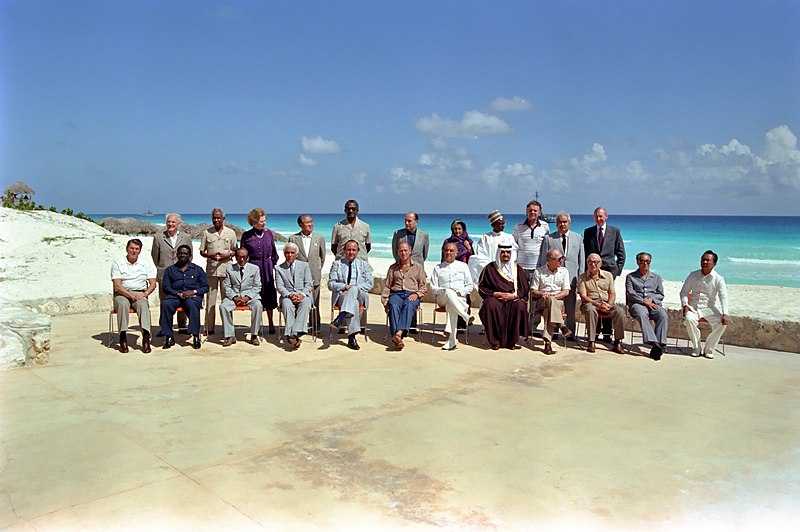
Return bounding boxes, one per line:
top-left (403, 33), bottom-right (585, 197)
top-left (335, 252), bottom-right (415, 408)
top-left (1, 0), bottom-right (799, 215)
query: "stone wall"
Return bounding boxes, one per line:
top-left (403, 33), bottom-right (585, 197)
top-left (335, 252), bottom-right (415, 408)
top-left (0, 305), bottom-right (51, 369)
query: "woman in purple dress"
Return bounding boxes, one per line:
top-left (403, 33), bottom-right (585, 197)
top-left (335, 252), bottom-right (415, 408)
top-left (442, 219), bottom-right (474, 263)
top-left (241, 207), bottom-right (279, 333)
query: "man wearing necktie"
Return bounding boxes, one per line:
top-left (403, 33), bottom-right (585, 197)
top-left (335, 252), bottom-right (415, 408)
top-left (276, 242), bottom-right (314, 348)
top-left (220, 248), bottom-right (263, 346)
top-left (539, 211), bottom-right (585, 337)
top-left (583, 207), bottom-right (626, 342)
top-left (328, 240), bottom-right (374, 350)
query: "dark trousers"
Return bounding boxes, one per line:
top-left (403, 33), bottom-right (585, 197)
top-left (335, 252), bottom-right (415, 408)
top-left (160, 296), bottom-right (202, 337)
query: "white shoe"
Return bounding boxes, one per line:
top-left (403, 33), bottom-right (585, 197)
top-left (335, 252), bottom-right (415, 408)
top-left (442, 338), bottom-right (457, 351)
top-left (704, 351), bottom-right (715, 359)
top-left (691, 349), bottom-right (701, 357)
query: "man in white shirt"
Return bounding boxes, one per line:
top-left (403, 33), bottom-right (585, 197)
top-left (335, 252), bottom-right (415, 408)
top-left (513, 199), bottom-right (550, 285)
top-left (430, 242), bottom-right (475, 350)
top-left (679, 250), bottom-right (729, 358)
top-left (111, 238), bottom-right (157, 354)
top-left (468, 209), bottom-right (518, 283)
top-left (531, 248), bottom-right (571, 355)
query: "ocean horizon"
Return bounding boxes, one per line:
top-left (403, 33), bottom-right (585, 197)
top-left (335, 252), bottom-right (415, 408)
top-left (89, 212), bottom-right (800, 289)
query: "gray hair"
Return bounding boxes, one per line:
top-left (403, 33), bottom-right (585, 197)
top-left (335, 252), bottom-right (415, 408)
top-left (166, 213), bottom-right (181, 222)
top-left (556, 211), bottom-right (571, 222)
top-left (284, 242), bottom-right (299, 253)
top-left (211, 208), bottom-right (225, 217)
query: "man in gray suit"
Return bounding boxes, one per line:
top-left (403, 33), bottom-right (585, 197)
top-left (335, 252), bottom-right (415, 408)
top-left (539, 211), bottom-right (585, 339)
top-left (276, 242), bottom-right (314, 348)
top-left (626, 252), bottom-right (668, 361)
top-left (328, 240), bottom-right (374, 350)
top-left (288, 214), bottom-right (325, 328)
top-left (220, 247), bottom-right (263, 346)
top-left (151, 213), bottom-right (193, 334)
top-left (391, 211), bottom-right (430, 267)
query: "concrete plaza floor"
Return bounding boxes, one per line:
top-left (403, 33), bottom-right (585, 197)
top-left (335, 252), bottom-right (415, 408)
top-left (2, 292), bottom-right (799, 530)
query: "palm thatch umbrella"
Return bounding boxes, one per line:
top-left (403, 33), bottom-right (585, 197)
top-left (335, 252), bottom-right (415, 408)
top-left (4, 181), bottom-right (35, 199)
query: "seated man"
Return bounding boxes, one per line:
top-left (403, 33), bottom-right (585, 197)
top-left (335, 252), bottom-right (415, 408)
top-left (160, 244), bottom-right (208, 350)
top-left (220, 247), bottom-right (263, 346)
top-left (329, 239), bottom-right (374, 350)
top-left (578, 253), bottom-right (626, 354)
top-left (110, 238), bottom-right (156, 353)
top-left (531, 248), bottom-right (570, 355)
top-left (478, 244), bottom-right (529, 351)
top-left (679, 249), bottom-right (729, 358)
top-left (430, 242), bottom-right (475, 350)
top-left (382, 241), bottom-right (427, 350)
top-left (626, 252), bottom-right (669, 361)
top-left (276, 242), bottom-right (313, 348)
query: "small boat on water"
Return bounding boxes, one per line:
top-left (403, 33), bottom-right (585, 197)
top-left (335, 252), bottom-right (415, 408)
top-left (534, 191), bottom-right (557, 223)
top-left (141, 208), bottom-right (155, 217)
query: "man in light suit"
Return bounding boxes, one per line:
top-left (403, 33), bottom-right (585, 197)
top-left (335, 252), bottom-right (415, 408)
top-left (220, 247), bottom-right (263, 346)
top-left (391, 211), bottom-right (430, 267)
top-left (276, 242), bottom-right (314, 348)
top-left (151, 213), bottom-right (193, 334)
top-left (288, 214), bottom-right (325, 328)
top-left (328, 239), bottom-right (374, 350)
top-left (583, 207), bottom-right (626, 342)
top-left (539, 211), bottom-right (585, 339)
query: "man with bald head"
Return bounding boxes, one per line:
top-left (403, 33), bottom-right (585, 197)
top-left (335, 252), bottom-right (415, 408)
top-left (391, 211), bottom-right (430, 267)
top-left (199, 208), bottom-right (237, 335)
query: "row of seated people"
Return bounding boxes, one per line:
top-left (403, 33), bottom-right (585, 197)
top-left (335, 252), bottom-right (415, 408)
top-left (112, 232), bottom-right (727, 360)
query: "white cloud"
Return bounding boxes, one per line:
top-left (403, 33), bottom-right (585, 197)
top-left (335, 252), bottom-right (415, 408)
top-left (301, 135), bottom-right (342, 154)
top-left (298, 153), bottom-right (317, 167)
top-left (481, 163), bottom-right (502, 187)
top-left (354, 172), bottom-right (366, 185)
top-left (415, 110), bottom-right (512, 138)
top-left (505, 163), bottom-right (534, 178)
top-left (763, 125), bottom-right (800, 187)
top-left (490, 96), bottom-right (532, 112)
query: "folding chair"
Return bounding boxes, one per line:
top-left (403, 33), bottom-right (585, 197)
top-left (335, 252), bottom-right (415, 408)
top-left (384, 304), bottom-right (424, 342)
top-left (329, 305), bottom-right (368, 342)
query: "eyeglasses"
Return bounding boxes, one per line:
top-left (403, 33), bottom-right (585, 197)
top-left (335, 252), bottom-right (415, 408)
top-left (588, 260), bottom-right (602, 264)
top-left (637, 259), bottom-right (651, 263)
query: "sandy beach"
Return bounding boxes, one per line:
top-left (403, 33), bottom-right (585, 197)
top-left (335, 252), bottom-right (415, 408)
top-left (2, 208), bottom-right (800, 528)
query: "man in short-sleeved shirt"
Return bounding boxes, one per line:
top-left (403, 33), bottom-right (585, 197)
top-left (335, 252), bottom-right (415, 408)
top-left (111, 238), bottom-right (156, 354)
top-left (331, 199), bottom-right (372, 261)
top-left (199, 208), bottom-right (237, 335)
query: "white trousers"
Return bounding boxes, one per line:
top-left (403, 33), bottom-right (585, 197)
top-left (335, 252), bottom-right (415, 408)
top-left (684, 311), bottom-right (727, 354)
top-left (435, 289), bottom-right (471, 335)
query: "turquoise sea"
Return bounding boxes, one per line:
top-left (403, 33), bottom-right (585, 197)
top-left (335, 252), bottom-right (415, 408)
top-left (89, 213), bottom-right (800, 288)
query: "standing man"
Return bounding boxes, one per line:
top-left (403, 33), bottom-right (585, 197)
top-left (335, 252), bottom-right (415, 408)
top-left (531, 249), bottom-right (571, 355)
top-left (152, 213), bottom-right (192, 334)
top-left (578, 253), bottom-right (626, 355)
top-left (680, 250), bottom-right (729, 358)
top-left (626, 252), bottom-right (669, 361)
top-left (199, 208), bottom-right (237, 336)
top-left (539, 211), bottom-right (585, 338)
top-left (329, 240), bottom-right (374, 350)
top-left (288, 214), bottom-right (326, 328)
top-left (430, 242), bottom-right (475, 350)
top-left (111, 238), bottom-right (157, 354)
top-left (391, 211), bottom-right (430, 267)
top-left (513, 199), bottom-right (550, 287)
top-left (220, 247), bottom-right (263, 347)
top-left (331, 199), bottom-right (372, 261)
top-left (468, 210), bottom-right (517, 283)
top-left (583, 207), bottom-right (626, 342)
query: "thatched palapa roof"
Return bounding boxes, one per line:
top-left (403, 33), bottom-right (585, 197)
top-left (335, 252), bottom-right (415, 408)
top-left (4, 181), bottom-right (35, 195)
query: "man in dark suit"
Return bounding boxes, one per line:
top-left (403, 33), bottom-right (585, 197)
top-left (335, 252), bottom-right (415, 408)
top-left (220, 247), bottom-right (263, 346)
top-left (539, 211), bottom-right (585, 337)
top-left (583, 207), bottom-right (626, 341)
top-left (276, 242), bottom-right (314, 348)
top-left (288, 214), bottom-right (325, 328)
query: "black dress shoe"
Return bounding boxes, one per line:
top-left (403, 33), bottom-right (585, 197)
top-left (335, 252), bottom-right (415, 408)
top-left (347, 335), bottom-right (360, 350)
top-left (162, 337), bottom-right (175, 349)
top-left (268, 327), bottom-right (276, 334)
top-left (118, 339), bottom-right (129, 354)
top-left (650, 343), bottom-right (663, 361)
top-left (192, 335), bottom-right (201, 349)
top-left (142, 334), bottom-right (152, 354)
